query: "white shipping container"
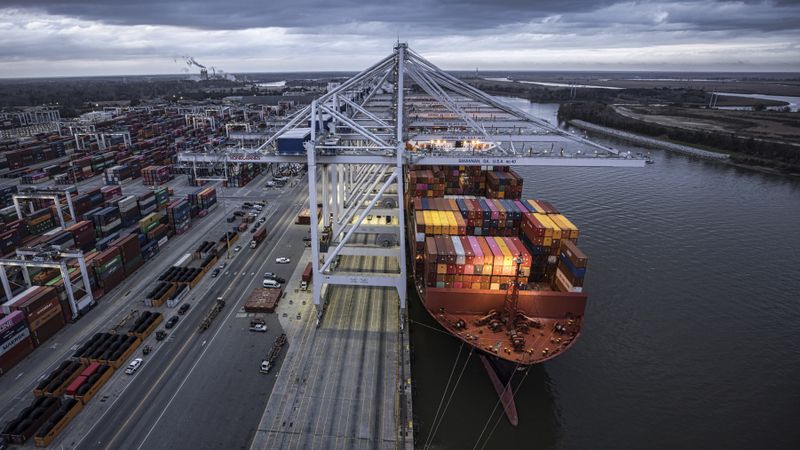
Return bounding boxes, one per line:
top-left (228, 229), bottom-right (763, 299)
top-left (174, 253), bottom-right (193, 267)
top-left (451, 236), bottom-right (465, 265)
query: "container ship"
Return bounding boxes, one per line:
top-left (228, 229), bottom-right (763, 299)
top-left (405, 165), bottom-right (588, 426)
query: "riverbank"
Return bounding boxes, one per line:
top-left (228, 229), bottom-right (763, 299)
top-left (569, 120), bottom-right (730, 160)
top-left (568, 119), bottom-right (800, 177)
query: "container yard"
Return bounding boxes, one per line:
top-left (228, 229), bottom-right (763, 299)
top-left (0, 44), bottom-right (651, 450)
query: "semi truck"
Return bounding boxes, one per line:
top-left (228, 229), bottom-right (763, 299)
top-left (251, 225), bottom-right (267, 248)
top-left (300, 262), bottom-right (312, 290)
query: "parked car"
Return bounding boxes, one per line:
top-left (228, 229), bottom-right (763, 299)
top-left (226, 216), bottom-right (236, 223)
top-left (211, 268), bottom-right (220, 277)
top-left (265, 274), bottom-right (286, 283)
top-left (259, 217), bottom-right (267, 223)
top-left (219, 262), bottom-right (227, 270)
top-left (275, 257), bottom-right (291, 264)
top-left (264, 272), bottom-right (276, 278)
top-left (234, 246), bottom-right (242, 252)
top-left (234, 211), bottom-right (245, 217)
top-left (178, 303), bottom-right (190, 315)
top-left (249, 319), bottom-right (268, 332)
top-left (251, 226), bottom-right (258, 233)
top-left (165, 316), bottom-right (179, 329)
top-left (125, 358), bottom-right (143, 375)
top-left (265, 181), bottom-right (275, 187)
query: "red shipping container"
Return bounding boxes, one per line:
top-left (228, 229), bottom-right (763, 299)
top-left (81, 361), bottom-right (100, 377)
top-left (65, 375), bottom-right (87, 396)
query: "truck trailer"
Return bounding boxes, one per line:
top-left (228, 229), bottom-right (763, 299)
top-left (251, 225), bottom-right (267, 248)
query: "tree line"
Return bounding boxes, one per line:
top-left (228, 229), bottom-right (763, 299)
top-left (558, 102), bottom-right (800, 173)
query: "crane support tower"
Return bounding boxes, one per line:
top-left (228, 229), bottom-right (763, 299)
top-left (177, 44), bottom-right (645, 318)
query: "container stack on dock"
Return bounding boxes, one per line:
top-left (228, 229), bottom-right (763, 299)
top-left (154, 186), bottom-right (169, 209)
top-left (0, 311), bottom-right (36, 376)
top-left (116, 195), bottom-right (140, 227)
top-left (100, 185), bottom-right (122, 202)
top-left (26, 207), bottom-right (56, 235)
top-left (91, 247), bottom-right (125, 293)
top-left (110, 233), bottom-right (143, 276)
top-left (166, 199), bottom-right (190, 234)
top-left (65, 221), bottom-right (96, 252)
top-left (137, 191), bottom-right (157, 217)
top-left (89, 207), bottom-right (121, 238)
top-left (103, 165), bottom-right (133, 185)
top-left (20, 172), bottom-right (50, 185)
top-left (187, 187), bottom-right (217, 217)
top-left (0, 184), bottom-right (18, 208)
top-left (138, 212), bottom-right (160, 235)
top-left (141, 165), bottom-right (172, 185)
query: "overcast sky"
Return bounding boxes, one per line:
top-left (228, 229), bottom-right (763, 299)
top-left (1, 0), bottom-right (799, 77)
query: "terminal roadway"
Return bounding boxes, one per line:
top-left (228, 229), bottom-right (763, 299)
top-left (70, 178), bottom-right (310, 449)
top-left (251, 255), bottom-right (400, 450)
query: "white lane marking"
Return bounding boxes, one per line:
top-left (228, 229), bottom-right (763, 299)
top-left (136, 191), bottom-right (306, 449)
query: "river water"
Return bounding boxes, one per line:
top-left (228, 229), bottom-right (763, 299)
top-left (409, 98), bottom-right (800, 450)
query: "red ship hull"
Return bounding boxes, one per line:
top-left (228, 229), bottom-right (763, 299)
top-left (413, 277), bottom-right (586, 425)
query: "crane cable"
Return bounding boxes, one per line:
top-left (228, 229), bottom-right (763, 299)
top-left (424, 347), bottom-right (475, 450)
top-left (422, 341), bottom-right (464, 450)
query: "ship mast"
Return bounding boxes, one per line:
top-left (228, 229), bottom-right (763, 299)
top-left (504, 254), bottom-right (524, 332)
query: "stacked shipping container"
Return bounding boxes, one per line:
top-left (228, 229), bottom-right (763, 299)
top-left (166, 199), bottom-right (189, 234)
top-left (141, 166), bottom-right (172, 185)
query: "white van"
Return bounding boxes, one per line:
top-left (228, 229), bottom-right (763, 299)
top-left (262, 279), bottom-right (281, 289)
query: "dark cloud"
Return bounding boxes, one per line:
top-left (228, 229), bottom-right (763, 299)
top-left (1, 0), bottom-right (798, 76)
top-left (5, 0), bottom-right (798, 32)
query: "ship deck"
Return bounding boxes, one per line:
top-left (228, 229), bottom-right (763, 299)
top-left (415, 279), bottom-right (583, 366)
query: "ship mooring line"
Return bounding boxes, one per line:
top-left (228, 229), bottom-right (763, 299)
top-left (424, 347), bottom-right (474, 450)
top-left (408, 319), bottom-right (460, 339)
top-left (473, 364), bottom-right (531, 450)
top-left (422, 341), bottom-right (464, 450)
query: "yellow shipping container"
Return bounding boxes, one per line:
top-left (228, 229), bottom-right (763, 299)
top-left (447, 211), bottom-right (457, 235)
top-left (550, 214), bottom-right (580, 240)
top-left (434, 211), bottom-right (443, 235)
top-left (527, 200), bottom-right (547, 214)
top-left (492, 237), bottom-right (513, 266)
top-left (534, 213), bottom-right (561, 239)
